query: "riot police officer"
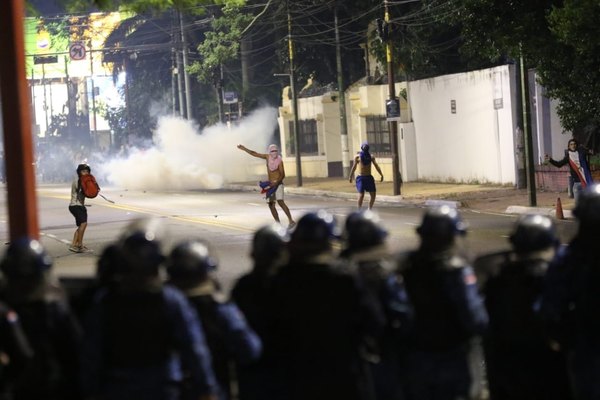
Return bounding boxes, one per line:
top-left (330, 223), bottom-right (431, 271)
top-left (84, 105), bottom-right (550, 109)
top-left (166, 239), bottom-right (262, 400)
top-left (395, 206), bottom-right (488, 400)
top-left (80, 218), bottom-right (219, 400)
top-left (230, 224), bottom-right (289, 400)
top-left (341, 210), bottom-right (407, 400)
top-left (0, 300), bottom-right (33, 399)
top-left (540, 184), bottom-right (600, 399)
top-left (266, 210), bottom-right (384, 400)
top-left (0, 238), bottom-right (82, 400)
top-left (476, 214), bottom-right (571, 400)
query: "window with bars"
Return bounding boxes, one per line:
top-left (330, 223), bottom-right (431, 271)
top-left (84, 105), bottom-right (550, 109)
top-left (287, 119), bottom-right (318, 156)
top-left (365, 115), bottom-right (391, 156)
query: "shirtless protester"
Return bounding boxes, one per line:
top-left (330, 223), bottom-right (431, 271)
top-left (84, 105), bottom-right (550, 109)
top-left (237, 144), bottom-right (296, 229)
top-left (349, 142), bottom-right (384, 210)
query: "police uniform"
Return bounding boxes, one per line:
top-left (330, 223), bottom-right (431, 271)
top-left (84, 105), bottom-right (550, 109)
top-left (81, 285), bottom-right (218, 400)
top-left (396, 249), bottom-right (487, 400)
top-left (394, 206), bottom-right (487, 400)
top-left (540, 184), bottom-right (600, 400)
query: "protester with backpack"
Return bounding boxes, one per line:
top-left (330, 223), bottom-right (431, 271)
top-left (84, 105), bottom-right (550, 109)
top-left (68, 163), bottom-right (99, 253)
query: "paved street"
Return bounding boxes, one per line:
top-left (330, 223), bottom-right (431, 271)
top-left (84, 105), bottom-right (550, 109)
top-left (0, 179), bottom-right (577, 295)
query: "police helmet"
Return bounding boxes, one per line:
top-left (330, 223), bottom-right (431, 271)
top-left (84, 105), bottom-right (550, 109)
top-left (290, 210), bottom-right (340, 254)
top-left (573, 184), bottom-right (600, 226)
top-left (76, 163), bottom-right (91, 174)
top-left (166, 240), bottom-right (218, 281)
top-left (252, 223), bottom-right (289, 262)
top-left (120, 218), bottom-right (166, 275)
top-left (96, 244), bottom-right (122, 284)
top-left (416, 205), bottom-right (467, 237)
top-left (121, 231), bottom-right (165, 275)
top-left (344, 210), bottom-right (388, 251)
top-left (0, 238), bottom-right (53, 279)
top-left (509, 214), bottom-right (558, 252)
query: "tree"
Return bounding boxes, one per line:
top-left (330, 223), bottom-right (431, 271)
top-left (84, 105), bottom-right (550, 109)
top-left (448, 0), bottom-right (600, 149)
top-left (540, 1), bottom-right (600, 146)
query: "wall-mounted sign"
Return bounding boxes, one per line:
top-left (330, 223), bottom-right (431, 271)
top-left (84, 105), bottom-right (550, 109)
top-left (386, 98), bottom-right (400, 121)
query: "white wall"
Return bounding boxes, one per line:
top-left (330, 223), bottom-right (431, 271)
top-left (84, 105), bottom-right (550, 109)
top-left (532, 74), bottom-right (571, 161)
top-left (409, 65), bottom-right (516, 184)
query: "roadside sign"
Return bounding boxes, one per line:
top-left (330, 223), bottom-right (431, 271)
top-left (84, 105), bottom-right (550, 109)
top-left (33, 55), bottom-right (58, 64)
top-left (386, 98), bottom-right (400, 121)
top-left (69, 42), bottom-right (86, 61)
top-left (223, 91), bottom-right (238, 104)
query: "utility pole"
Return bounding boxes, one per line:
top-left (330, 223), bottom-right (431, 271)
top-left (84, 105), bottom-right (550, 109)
top-left (0, 0), bottom-right (40, 240)
top-left (170, 13), bottom-right (177, 115)
top-left (287, 1), bottom-right (302, 187)
top-left (334, 2), bottom-right (350, 178)
top-left (171, 47), bottom-right (177, 115)
top-left (179, 11), bottom-right (193, 120)
top-left (384, 0), bottom-right (401, 195)
top-left (89, 43), bottom-right (97, 139)
top-left (176, 49), bottom-right (185, 117)
top-left (520, 46), bottom-right (536, 206)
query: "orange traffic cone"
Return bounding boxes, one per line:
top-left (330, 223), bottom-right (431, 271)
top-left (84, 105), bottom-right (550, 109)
top-left (556, 197), bottom-right (564, 220)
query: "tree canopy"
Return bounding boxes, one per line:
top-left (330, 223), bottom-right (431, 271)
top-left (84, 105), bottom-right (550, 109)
top-left (26, 0), bottom-right (600, 149)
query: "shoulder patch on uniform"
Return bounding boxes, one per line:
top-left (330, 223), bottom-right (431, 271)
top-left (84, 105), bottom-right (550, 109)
top-left (463, 270), bottom-right (477, 285)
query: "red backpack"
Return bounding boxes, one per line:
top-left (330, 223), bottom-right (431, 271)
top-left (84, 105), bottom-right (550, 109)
top-left (80, 174), bottom-right (100, 198)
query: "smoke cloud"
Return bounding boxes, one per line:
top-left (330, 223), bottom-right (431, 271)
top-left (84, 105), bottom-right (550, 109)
top-left (99, 107), bottom-right (279, 190)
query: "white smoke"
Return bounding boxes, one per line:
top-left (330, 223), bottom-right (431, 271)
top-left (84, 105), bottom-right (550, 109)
top-left (99, 107), bottom-right (278, 190)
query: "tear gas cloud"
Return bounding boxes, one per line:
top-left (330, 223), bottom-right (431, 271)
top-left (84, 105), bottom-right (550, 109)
top-left (99, 107), bottom-right (279, 190)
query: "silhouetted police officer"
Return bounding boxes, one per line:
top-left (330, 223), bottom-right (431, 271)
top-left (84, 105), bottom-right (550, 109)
top-left (395, 206), bottom-right (488, 400)
top-left (70, 243), bottom-right (123, 323)
top-left (166, 239), bottom-right (262, 400)
top-left (0, 238), bottom-right (82, 400)
top-left (80, 218), bottom-right (218, 400)
top-left (230, 224), bottom-right (289, 400)
top-left (0, 300), bottom-right (33, 400)
top-left (267, 210), bottom-right (384, 400)
top-left (540, 184), bottom-right (600, 399)
top-left (341, 210), bottom-right (407, 400)
top-left (476, 214), bottom-right (571, 400)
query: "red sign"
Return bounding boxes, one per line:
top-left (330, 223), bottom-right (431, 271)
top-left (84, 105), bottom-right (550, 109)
top-left (69, 42), bottom-right (86, 60)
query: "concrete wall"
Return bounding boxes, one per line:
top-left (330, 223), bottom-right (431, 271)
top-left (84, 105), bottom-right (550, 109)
top-left (276, 64), bottom-right (574, 187)
top-left (531, 73), bottom-right (571, 161)
top-left (408, 65), bottom-right (517, 184)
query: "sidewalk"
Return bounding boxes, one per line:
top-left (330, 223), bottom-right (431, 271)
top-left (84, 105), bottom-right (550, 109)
top-left (228, 177), bottom-right (575, 218)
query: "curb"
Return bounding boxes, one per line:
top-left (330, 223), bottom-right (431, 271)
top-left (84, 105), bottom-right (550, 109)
top-left (225, 183), bottom-right (573, 218)
top-left (505, 205), bottom-right (573, 219)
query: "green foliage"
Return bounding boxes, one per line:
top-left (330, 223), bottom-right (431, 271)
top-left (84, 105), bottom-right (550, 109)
top-left (448, 0), bottom-right (600, 141)
top-left (540, 0), bottom-right (600, 132)
top-left (188, 4), bottom-right (252, 85)
top-left (57, 0), bottom-right (244, 13)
